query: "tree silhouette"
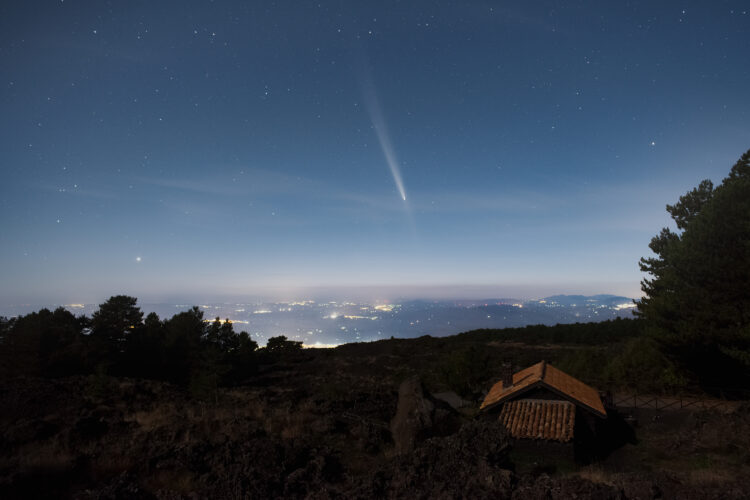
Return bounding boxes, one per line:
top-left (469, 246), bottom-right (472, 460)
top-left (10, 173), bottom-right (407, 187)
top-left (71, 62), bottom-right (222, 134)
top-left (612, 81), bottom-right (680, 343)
top-left (162, 306), bottom-right (206, 385)
top-left (227, 330), bottom-right (259, 381)
top-left (266, 335), bottom-right (303, 353)
top-left (637, 148), bottom-right (750, 389)
top-left (0, 307), bottom-right (86, 377)
top-left (125, 311), bottom-right (166, 379)
top-left (91, 295), bottom-right (143, 344)
top-left (0, 298), bottom-right (266, 391)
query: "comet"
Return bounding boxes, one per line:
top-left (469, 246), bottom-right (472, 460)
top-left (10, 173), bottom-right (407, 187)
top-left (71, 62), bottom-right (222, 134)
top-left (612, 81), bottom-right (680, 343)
top-left (363, 78), bottom-right (407, 201)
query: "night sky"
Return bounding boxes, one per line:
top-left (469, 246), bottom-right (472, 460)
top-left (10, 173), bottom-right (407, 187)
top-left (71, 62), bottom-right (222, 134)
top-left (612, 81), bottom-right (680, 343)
top-left (1, 1), bottom-right (749, 306)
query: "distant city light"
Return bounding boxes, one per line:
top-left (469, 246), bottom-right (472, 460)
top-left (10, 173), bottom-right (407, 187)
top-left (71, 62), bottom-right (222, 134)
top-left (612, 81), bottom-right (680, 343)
top-left (614, 303), bottom-right (636, 310)
top-left (302, 342), bottom-right (341, 349)
top-left (202, 319), bottom-right (249, 324)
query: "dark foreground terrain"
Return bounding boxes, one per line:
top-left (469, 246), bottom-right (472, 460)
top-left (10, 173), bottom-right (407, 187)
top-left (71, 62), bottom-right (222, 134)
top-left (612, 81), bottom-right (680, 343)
top-left (2, 335), bottom-right (750, 499)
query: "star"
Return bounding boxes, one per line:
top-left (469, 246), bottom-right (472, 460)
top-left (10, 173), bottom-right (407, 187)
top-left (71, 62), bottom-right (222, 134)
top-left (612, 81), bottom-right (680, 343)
top-left (136, 256), bottom-right (142, 262)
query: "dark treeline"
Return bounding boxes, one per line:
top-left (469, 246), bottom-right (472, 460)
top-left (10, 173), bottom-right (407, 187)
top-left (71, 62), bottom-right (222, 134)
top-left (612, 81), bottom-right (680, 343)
top-left (457, 317), bottom-right (644, 345)
top-left (437, 319), bottom-right (690, 395)
top-left (0, 295), bottom-right (302, 398)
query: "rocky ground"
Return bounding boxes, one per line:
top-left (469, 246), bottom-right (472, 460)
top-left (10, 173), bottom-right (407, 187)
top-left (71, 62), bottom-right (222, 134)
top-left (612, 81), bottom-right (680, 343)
top-left (1, 340), bottom-right (749, 499)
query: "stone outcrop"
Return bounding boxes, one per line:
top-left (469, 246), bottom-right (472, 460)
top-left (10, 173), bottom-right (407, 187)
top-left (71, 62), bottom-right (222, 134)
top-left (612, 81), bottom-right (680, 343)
top-left (389, 377), bottom-right (461, 455)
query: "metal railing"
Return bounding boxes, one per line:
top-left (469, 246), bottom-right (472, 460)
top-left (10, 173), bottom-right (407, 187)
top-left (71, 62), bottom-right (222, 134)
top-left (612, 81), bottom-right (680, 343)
top-left (608, 393), bottom-right (739, 412)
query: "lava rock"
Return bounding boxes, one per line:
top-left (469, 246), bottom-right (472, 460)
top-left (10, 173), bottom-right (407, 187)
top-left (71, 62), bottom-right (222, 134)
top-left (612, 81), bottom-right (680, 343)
top-left (389, 377), bottom-right (460, 455)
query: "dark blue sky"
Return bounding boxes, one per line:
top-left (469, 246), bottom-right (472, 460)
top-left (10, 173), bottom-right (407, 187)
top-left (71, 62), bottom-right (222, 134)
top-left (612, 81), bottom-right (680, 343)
top-left (1, 1), bottom-right (749, 305)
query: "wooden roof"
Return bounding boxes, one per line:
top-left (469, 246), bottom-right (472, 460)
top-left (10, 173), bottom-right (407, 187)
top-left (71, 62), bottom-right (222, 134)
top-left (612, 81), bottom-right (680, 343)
top-left (480, 361), bottom-right (606, 418)
top-left (499, 399), bottom-right (575, 442)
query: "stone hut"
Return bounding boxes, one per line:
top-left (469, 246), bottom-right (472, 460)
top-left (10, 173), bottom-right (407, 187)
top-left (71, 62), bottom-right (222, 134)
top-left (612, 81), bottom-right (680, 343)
top-left (479, 361), bottom-right (607, 462)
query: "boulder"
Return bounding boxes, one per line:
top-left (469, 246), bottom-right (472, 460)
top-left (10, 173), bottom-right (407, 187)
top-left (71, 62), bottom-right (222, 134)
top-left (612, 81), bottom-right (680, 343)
top-left (389, 377), bottom-right (460, 455)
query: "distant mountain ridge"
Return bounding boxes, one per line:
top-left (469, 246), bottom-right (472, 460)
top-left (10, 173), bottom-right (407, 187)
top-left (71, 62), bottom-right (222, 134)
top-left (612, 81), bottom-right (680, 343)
top-left (399, 294), bottom-right (635, 309)
top-left (538, 294), bottom-right (635, 307)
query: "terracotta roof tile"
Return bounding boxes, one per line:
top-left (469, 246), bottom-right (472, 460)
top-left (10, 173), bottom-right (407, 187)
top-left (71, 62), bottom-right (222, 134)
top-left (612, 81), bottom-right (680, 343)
top-left (480, 361), bottom-right (606, 417)
top-left (499, 399), bottom-right (575, 442)
top-left (542, 364), bottom-right (605, 416)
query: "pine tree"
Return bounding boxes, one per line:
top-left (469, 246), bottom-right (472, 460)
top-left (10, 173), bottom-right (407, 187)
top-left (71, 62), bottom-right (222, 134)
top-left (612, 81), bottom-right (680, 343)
top-left (637, 149), bottom-right (750, 390)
